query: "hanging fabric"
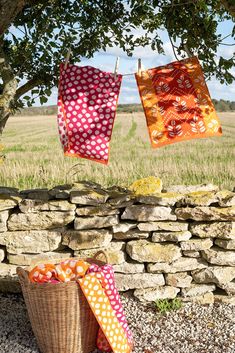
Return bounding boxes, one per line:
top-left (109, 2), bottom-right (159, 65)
top-left (135, 56), bottom-right (222, 148)
top-left (57, 64), bottom-right (122, 164)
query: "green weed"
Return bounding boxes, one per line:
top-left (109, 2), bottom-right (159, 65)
top-left (155, 298), bottom-right (182, 314)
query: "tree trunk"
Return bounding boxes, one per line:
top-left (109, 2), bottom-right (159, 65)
top-left (0, 110), bottom-right (10, 135)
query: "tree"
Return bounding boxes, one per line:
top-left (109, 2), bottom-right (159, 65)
top-left (0, 0), bottom-right (234, 134)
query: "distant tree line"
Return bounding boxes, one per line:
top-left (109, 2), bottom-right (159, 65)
top-left (16, 99), bottom-right (235, 116)
top-left (212, 99), bottom-right (235, 112)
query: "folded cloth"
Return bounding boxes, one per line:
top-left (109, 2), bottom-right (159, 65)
top-left (135, 56), bottom-right (222, 148)
top-left (87, 263), bottom-right (133, 352)
top-left (57, 64), bottom-right (122, 164)
top-left (29, 259), bottom-right (133, 353)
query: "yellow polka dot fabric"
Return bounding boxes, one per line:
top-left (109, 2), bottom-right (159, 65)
top-left (79, 272), bottom-right (131, 353)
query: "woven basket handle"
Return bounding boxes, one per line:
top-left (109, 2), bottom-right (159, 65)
top-left (93, 250), bottom-right (109, 263)
top-left (16, 267), bottom-right (30, 285)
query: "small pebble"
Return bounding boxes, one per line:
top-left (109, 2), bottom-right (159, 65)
top-left (0, 293), bottom-right (235, 353)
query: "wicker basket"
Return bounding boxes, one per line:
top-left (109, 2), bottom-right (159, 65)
top-left (17, 251), bottom-right (108, 353)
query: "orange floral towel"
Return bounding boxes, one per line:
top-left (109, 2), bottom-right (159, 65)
top-left (135, 56), bottom-right (222, 147)
top-left (29, 260), bottom-right (132, 353)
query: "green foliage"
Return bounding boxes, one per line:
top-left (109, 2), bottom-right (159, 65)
top-left (155, 298), bottom-right (183, 314)
top-left (0, 0), bottom-right (234, 111)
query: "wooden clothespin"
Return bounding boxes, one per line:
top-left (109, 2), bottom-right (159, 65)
top-left (138, 58), bottom-right (142, 76)
top-left (64, 48), bottom-right (72, 70)
top-left (114, 57), bottom-right (120, 80)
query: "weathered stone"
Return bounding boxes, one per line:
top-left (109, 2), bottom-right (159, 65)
top-left (49, 182), bottom-right (102, 200)
top-left (115, 273), bottom-right (165, 291)
top-left (0, 230), bottom-right (62, 254)
top-left (215, 239), bottom-right (235, 250)
top-left (202, 247), bottom-right (235, 266)
top-left (181, 283), bottom-right (216, 297)
top-left (106, 185), bottom-right (131, 198)
top-left (192, 266), bottom-right (235, 285)
top-left (218, 281), bottom-right (235, 296)
top-left (0, 247), bottom-right (5, 262)
top-left (164, 184), bottom-right (219, 194)
top-left (181, 292), bottom-right (214, 304)
top-left (0, 278), bottom-right (21, 293)
top-left (182, 250), bottom-right (201, 258)
top-left (126, 240), bottom-right (181, 263)
top-left (0, 211), bottom-right (9, 232)
top-left (20, 188), bottom-right (50, 201)
top-left (129, 176), bottom-right (163, 195)
top-left (113, 230), bottom-right (149, 240)
top-left (190, 221), bottom-right (235, 239)
top-left (165, 272), bottom-right (192, 288)
top-left (63, 229), bottom-right (112, 250)
top-left (0, 263), bottom-right (18, 277)
top-left (70, 189), bottom-right (109, 205)
top-left (0, 194), bottom-right (21, 211)
top-left (113, 261), bottom-right (145, 274)
top-left (214, 293), bottom-right (235, 305)
top-left (19, 199), bottom-right (76, 213)
top-left (74, 215), bottom-right (119, 230)
top-left (0, 187), bottom-right (19, 195)
top-left (147, 257), bottom-right (207, 273)
top-left (138, 221), bottom-right (188, 232)
top-left (7, 211), bottom-right (75, 230)
top-left (74, 241), bottom-right (126, 265)
top-left (121, 205), bottom-right (177, 221)
top-left (175, 206), bottom-right (235, 221)
top-left (113, 222), bottom-right (137, 233)
top-left (217, 190), bottom-right (235, 207)
top-left (179, 191), bottom-right (218, 207)
top-left (137, 193), bottom-right (183, 206)
top-left (49, 184), bottom-right (73, 199)
top-left (152, 231), bottom-right (192, 242)
top-left (134, 286), bottom-right (180, 302)
top-left (109, 194), bottom-right (133, 208)
top-left (7, 250), bottom-right (73, 266)
top-left (76, 205), bottom-right (119, 216)
top-left (180, 238), bottom-right (213, 251)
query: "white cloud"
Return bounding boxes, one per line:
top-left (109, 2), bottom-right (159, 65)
top-left (207, 77), bottom-right (235, 100)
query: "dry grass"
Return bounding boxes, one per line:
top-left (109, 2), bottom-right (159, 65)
top-left (0, 112), bottom-right (234, 190)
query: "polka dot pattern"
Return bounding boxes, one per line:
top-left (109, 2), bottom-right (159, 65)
top-left (57, 64), bottom-right (122, 164)
top-left (87, 264), bottom-right (133, 352)
top-left (79, 271), bottom-right (132, 353)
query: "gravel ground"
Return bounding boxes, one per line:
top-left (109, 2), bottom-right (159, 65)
top-left (0, 293), bottom-right (235, 353)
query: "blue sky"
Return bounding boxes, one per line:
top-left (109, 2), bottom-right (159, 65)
top-left (44, 20), bottom-right (234, 106)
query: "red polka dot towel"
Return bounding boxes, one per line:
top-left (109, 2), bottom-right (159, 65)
top-left (57, 64), bottom-right (122, 164)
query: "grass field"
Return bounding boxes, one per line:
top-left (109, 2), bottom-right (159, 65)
top-left (0, 112), bottom-right (234, 190)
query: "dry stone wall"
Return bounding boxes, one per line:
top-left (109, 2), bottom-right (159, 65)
top-left (0, 182), bottom-right (235, 304)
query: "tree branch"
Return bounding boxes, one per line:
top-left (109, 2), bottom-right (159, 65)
top-left (0, 0), bottom-right (26, 36)
top-left (15, 77), bottom-right (42, 100)
top-left (0, 0), bottom-right (50, 36)
top-left (220, 0), bottom-right (235, 18)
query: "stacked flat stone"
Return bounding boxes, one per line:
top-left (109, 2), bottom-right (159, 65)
top-left (0, 182), bottom-right (235, 305)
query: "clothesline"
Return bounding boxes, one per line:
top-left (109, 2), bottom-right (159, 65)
top-left (58, 56), bottom-right (222, 165)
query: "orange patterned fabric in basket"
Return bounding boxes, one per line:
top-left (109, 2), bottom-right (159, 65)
top-left (29, 259), bottom-right (132, 353)
top-left (135, 56), bottom-right (222, 147)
